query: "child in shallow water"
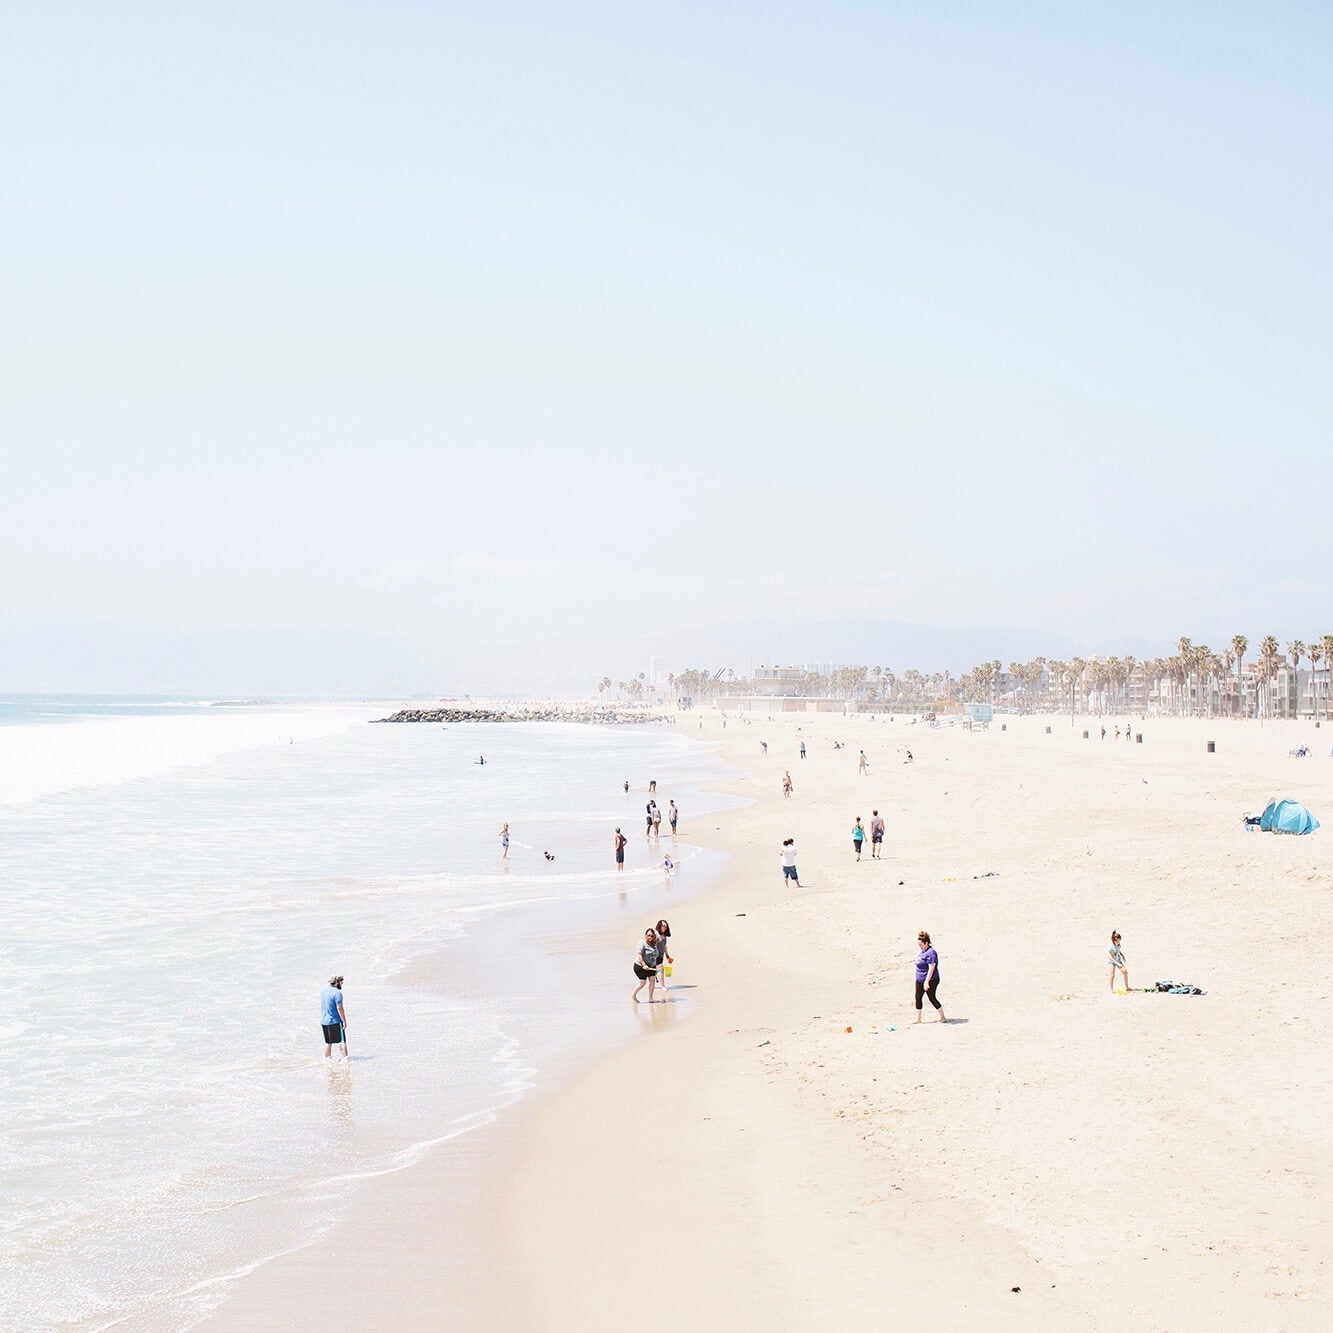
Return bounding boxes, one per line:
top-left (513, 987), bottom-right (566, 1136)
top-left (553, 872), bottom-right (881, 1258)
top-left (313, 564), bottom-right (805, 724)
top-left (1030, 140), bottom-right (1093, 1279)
top-left (1108, 931), bottom-right (1129, 992)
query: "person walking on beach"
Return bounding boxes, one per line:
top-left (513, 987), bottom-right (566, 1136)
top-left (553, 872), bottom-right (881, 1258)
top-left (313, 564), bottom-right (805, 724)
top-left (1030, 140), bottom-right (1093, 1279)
top-left (499, 822), bottom-right (510, 860)
top-left (780, 838), bottom-right (800, 887)
top-left (624, 779), bottom-right (630, 793)
top-left (914, 932), bottom-right (946, 1023)
top-left (761, 740), bottom-right (768, 755)
top-left (782, 771), bottom-right (793, 798)
top-left (858, 749), bottom-right (869, 775)
top-left (870, 810), bottom-right (885, 858)
top-left (321, 975), bottom-right (347, 1059)
top-left (614, 827), bottom-right (627, 870)
top-left (649, 779), bottom-right (657, 793)
top-left (1108, 931), bottom-right (1129, 993)
top-left (655, 918), bottom-right (673, 989)
top-left (668, 799), bottom-right (678, 835)
top-left (645, 801), bottom-right (656, 842)
top-left (632, 927), bottom-right (661, 1002)
top-left (852, 817), bottom-right (866, 861)
top-left (652, 804), bottom-right (662, 842)
top-left (799, 740), bottom-right (806, 759)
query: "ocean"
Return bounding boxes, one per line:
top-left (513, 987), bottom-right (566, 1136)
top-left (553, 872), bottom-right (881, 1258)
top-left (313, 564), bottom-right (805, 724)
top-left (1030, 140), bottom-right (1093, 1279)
top-left (0, 698), bottom-right (737, 1330)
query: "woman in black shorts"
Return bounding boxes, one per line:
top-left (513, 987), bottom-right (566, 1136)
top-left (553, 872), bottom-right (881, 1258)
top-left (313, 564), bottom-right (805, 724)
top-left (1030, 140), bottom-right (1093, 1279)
top-left (632, 927), bottom-right (661, 1003)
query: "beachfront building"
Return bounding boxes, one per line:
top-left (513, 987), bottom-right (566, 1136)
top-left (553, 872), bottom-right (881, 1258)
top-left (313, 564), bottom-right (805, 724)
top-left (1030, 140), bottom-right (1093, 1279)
top-left (1126, 664), bottom-right (1150, 715)
top-left (1268, 666), bottom-right (1325, 720)
top-left (751, 666), bottom-right (808, 698)
top-left (717, 694), bottom-right (851, 714)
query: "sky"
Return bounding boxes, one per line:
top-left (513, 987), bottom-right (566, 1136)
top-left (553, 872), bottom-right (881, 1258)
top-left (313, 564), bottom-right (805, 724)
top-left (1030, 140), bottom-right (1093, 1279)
top-left (3, 2), bottom-right (1331, 687)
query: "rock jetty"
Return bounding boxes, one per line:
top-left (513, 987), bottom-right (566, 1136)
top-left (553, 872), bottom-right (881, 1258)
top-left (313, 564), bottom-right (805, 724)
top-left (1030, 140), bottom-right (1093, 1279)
top-left (373, 704), bottom-right (673, 725)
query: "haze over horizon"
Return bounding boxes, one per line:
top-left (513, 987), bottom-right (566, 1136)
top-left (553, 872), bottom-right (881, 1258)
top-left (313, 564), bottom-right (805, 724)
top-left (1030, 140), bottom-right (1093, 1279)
top-left (4, 3), bottom-right (1331, 694)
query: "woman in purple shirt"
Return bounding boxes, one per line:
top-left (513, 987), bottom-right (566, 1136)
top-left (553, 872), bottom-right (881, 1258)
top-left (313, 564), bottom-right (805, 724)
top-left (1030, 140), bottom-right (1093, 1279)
top-left (914, 930), bottom-right (947, 1024)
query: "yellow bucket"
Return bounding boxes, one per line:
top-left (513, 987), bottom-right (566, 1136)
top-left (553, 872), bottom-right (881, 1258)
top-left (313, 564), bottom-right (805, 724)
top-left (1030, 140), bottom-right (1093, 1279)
top-left (664, 963), bottom-right (673, 977)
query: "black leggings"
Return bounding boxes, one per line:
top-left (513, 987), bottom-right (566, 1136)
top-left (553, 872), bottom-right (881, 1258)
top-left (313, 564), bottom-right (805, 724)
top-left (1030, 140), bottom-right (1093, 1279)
top-left (915, 977), bottom-right (941, 1011)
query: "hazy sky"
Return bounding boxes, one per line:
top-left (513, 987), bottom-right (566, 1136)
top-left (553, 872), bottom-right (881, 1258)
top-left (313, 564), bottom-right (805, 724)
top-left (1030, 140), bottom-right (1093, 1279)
top-left (4, 2), bottom-right (1331, 664)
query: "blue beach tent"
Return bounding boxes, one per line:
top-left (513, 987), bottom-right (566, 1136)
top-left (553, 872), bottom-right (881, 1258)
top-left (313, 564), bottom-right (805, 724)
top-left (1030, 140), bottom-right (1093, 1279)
top-left (1258, 799), bottom-right (1320, 835)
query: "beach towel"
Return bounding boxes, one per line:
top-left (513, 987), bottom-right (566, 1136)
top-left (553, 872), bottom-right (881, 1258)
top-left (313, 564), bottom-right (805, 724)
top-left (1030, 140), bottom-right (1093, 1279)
top-left (1154, 980), bottom-right (1206, 995)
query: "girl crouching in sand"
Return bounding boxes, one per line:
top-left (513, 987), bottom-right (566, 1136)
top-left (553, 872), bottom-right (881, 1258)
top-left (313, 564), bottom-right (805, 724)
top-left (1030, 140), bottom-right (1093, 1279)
top-left (1108, 931), bottom-right (1129, 992)
top-left (632, 928), bottom-right (661, 1003)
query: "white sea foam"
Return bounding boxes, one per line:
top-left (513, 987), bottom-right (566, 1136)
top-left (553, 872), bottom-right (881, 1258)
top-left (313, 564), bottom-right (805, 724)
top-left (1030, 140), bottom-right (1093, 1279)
top-left (0, 705), bottom-right (734, 1329)
top-left (0, 704), bottom-right (369, 806)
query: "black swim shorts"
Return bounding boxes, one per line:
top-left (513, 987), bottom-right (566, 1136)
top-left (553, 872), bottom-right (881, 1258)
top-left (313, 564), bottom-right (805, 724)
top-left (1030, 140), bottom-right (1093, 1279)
top-left (322, 1023), bottom-right (344, 1043)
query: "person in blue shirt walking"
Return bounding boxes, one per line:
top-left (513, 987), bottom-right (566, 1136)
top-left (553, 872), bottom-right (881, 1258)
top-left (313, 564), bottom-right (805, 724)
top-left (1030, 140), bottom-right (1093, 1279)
top-left (321, 975), bottom-right (347, 1059)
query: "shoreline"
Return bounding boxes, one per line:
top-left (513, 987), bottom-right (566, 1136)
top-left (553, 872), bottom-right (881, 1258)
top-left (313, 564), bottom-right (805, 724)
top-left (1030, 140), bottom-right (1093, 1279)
top-left (189, 710), bottom-right (1332, 1330)
top-left (188, 734), bottom-right (737, 1332)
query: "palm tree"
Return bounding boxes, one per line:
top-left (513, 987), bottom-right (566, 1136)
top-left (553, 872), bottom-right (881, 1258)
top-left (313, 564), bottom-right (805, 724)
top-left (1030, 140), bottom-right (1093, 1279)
top-left (1046, 661), bottom-right (1066, 715)
top-left (1287, 641), bottom-right (1305, 718)
top-left (1230, 635), bottom-right (1247, 718)
top-left (1258, 636), bottom-right (1280, 719)
top-left (1199, 647), bottom-right (1222, 716)
top-left (1307, 644), bottom-right (1323, 720)
top-left (1181, 638), bottom-right (1202, 716)
top-left (1320, 635), bottom-right (1333, 720)
top-left (1068, 657), bottom-right (1086, 720)
top-left (1321, 637), bottom-right (1333, 722)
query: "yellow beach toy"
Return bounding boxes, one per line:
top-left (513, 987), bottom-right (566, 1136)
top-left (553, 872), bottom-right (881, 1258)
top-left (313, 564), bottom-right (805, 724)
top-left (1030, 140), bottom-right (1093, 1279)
top-left (664, 962), bottom-right (673, 977)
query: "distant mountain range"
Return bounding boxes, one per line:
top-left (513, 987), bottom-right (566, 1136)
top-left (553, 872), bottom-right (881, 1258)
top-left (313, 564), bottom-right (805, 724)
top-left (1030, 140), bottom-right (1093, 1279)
top-left (0, 615), bottom-right (1180, 698)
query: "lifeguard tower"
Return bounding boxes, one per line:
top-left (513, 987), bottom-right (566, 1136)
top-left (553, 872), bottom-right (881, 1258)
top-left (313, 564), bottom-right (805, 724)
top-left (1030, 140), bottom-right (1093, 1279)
top-left (964, 702), bottom-right (993, 730)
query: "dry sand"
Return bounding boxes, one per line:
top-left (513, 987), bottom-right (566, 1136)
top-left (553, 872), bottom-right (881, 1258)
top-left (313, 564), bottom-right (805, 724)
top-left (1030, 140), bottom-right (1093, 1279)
top-left (510, 711), bottom-right (1332, 1332)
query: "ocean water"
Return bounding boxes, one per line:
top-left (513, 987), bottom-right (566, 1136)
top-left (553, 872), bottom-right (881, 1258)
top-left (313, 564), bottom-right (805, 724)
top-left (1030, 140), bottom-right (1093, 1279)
top-left (0, 700), bottom-right (736, 1330)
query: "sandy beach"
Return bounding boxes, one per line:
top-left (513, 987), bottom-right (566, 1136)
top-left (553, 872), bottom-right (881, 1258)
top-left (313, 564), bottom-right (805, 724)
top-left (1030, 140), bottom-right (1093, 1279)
top-left (510, 711), bottom-right (1332, 1331)
top-left (196, 709), bottom-right (1332, 1331)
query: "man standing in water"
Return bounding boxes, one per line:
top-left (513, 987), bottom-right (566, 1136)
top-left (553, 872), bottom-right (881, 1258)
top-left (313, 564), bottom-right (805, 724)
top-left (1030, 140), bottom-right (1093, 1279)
top-left (668, 799), bottom-right (678, 835)
top-left (321, 976), bottom-right (347, 1059)
top-left (614, 827), bottom-right (627, 870)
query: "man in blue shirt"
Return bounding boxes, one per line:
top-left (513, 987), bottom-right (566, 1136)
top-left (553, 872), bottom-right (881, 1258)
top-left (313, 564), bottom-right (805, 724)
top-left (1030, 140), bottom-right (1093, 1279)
top-left (320, 976), bottom-right (347, 1059)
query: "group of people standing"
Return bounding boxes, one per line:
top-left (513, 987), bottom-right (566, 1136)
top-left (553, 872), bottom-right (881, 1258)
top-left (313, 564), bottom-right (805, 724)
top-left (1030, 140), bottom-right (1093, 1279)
top-left (643, 795), bottom-right (678, 843)
top-left (615, 786), bottom-right (679, 870)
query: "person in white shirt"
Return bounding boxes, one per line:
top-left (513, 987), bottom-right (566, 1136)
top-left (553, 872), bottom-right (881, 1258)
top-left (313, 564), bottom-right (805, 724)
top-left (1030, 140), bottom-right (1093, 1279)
top-left (780, 838), bottom-right (800, 887)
